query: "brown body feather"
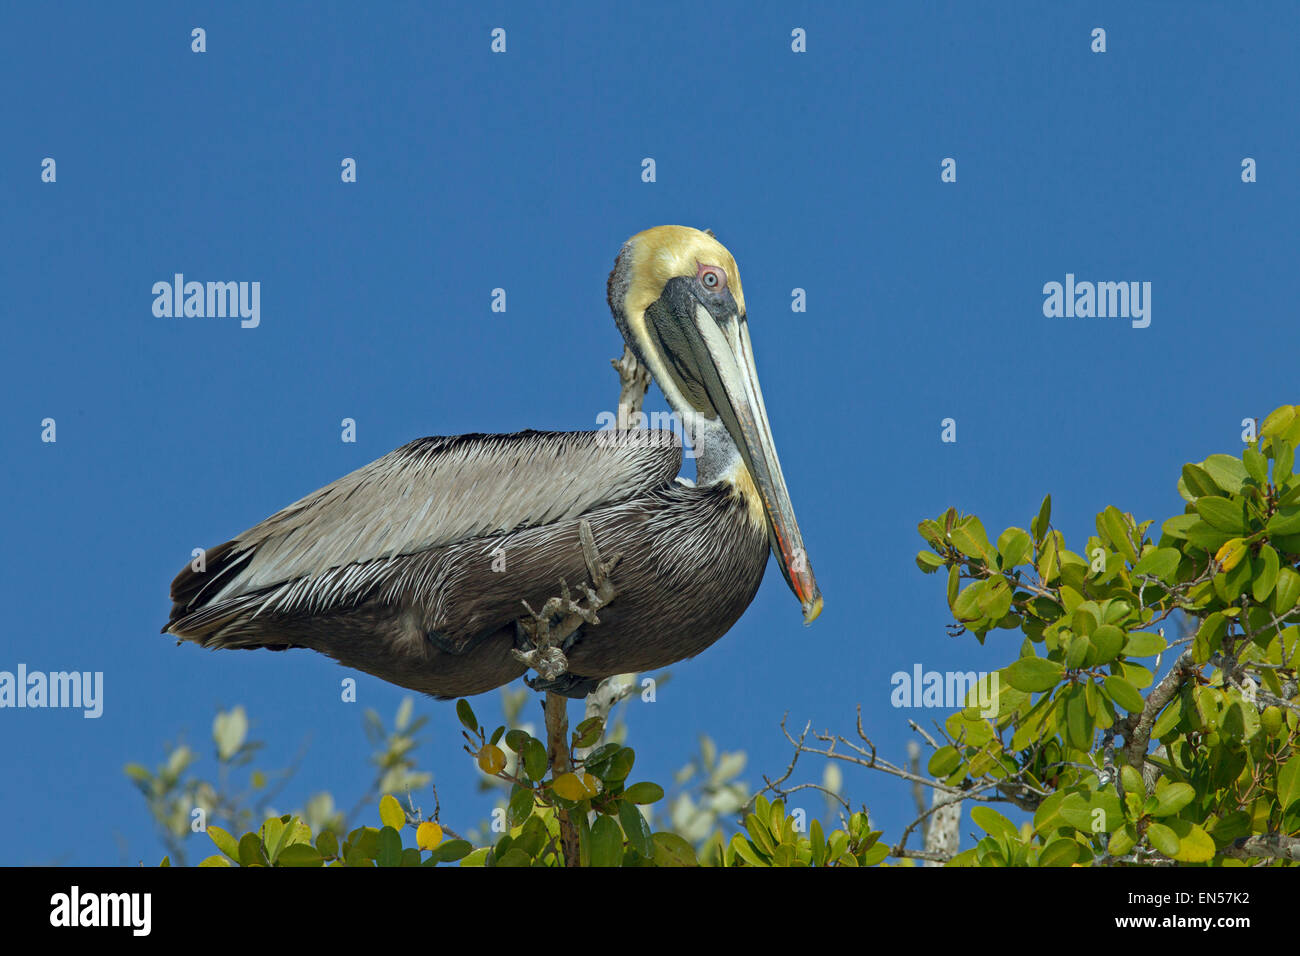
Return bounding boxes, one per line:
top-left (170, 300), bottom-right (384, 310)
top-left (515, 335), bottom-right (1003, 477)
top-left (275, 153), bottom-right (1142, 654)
top-left (165, 430), bottom-right (768, 698)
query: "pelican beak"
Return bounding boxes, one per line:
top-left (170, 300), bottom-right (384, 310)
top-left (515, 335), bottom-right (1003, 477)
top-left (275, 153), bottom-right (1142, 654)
top-left (662, 294), bottom-right (821, 624)
top-left (708, 314), bottom-right (822, 623)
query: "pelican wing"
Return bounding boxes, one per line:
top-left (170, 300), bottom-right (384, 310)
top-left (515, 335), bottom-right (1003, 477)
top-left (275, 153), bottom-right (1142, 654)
top-left (166, 429), bottom-right (681, 627)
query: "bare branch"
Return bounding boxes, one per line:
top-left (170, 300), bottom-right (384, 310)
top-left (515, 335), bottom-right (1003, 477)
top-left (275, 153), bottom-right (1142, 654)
top-left (1121, 649), bottom-right (1196, 784)
top-left (1221, 833), bottom-right (1300, 862)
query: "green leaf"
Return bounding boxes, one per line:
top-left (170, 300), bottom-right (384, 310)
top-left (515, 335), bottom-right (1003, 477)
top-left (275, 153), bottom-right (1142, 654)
top-left (603, 746), bottom-right (636, 784)
top-left (650, 832), bottom-right (699, 867)
top-left (1275, 568), bottom-right (1300, 614)
top-left (1185, 521), bottom-right (1233, 554)
top-left (997, 528), bottom-right (1032, 568)
top-left (572, 717), bottom-right (604, 749)
top-left (1065, 633), bottom-right (1090, 670)
top-left (1091, 624), bottom-right (1124, 664)
top-left (1037, 839), bottom-right (1079, 867)
top-left (1195, 496), bottom-right (1247, 533)
top-left (623, 782), bottom-right (665, 805)
top-left (918, 518), bottom-right (945, 549)
top-left (495, 847), bottom-right (532, 867)
top-left (1146, 822), bottom-right (1181, 857)
top-left (455, 699), bottom-right (478, 733)
top-left (1207, 811), bottom-right (1252, 845)
top-left (1117, 661), bottom-right (1153, 689)
top-left (524, 738), bottom-right (548, 782)
top-left (1065, 684), bottom-right (1093, 750)
top-left (1123, 631), bottom-right (1167, 657)
top-left (971, 806), bottom-right (1019, 843)
top-left (197, 855), bottom-right (232, 867)
top-left (1057, 793), bottom-right (1093, 833)
top-left (507, 786), bottom-right (534, 828)
top-left (237, 832), bottom-right (266, 867)
top-left (316, 830), bottom-right (339, 859)
top-left (1261, 405), bottom-right (1298, 441)
top-left (1161, 513), bottom-right (1198, 540)
top-left (928, 745), bottom-right (962, 777)
top-left (376, 827), bottom-right (402, 867)
top-left (261, 817), bottom-right (286, 862)
top-left (1148, 783), bottom-right (1195, 817)
top-left (732, 837), bottom-right (769, 867)
top-left (1132, 547), bottom-right (1180, 582)
top-left (977, 579), bottom-right (1012, 621)
top-left (1193, 613), bottom-right (1227, 665)
top-left (1181, 463), bottom-right (1219, 498)
top-left (207, 825), bottom-right (240, 862)
top-left (378, 794), bottom-right (405, 830)
top-left (952, 581), bottom-right (984, 622)
top-left (1006, 657), bottom-right (1064, 693)
top-left (1253, 545), bottom-right (1280, 602)
top-left (1099, 506), bottom-right (1137, 561)
top-left (1201, 454), bottom-right (1248, 495)
top-left (1032, 494), bottom-right (1052, 543)
top-left (276, 843), bottom-right (324, 867)
top-left (1267, 506), bottom-right (1300, 535)
top-left (861, 842), bottom-right (889, 866)
top-left (1278, 753), bottom-right (1300, 811)
top-left (1038, 533), bottom-right (1061, 582)
top-left (426, 839), bottom-right (473, 864)
top-left (1243, 446), bottom-right (1269, 485)
top-left (916, 549), bottom-right (945, 573)
top-left (618, 802), bottom-right (653, 858)
top-left (587, 814), bottom-right (623, 867)
top-left (949, 516), bottom-right (995, 564)
top-left (1275, 440), bottom-right (1296, 485)
top-left (1104, 676), bottom-right (1145, 714)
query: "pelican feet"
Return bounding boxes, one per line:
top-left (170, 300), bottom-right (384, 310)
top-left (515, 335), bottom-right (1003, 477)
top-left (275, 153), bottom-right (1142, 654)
top-left (526, 672), bottom-right (601, 699)
top-left (512, 520), bottom-right (621, 694)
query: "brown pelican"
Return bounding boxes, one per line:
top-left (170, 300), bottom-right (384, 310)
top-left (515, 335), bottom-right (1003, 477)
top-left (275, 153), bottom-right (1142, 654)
top-left (164, 225), bottom-right (822, 698)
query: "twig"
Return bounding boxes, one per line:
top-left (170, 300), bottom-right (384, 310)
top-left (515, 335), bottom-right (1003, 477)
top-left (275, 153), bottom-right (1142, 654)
top-left (544, 692), bottom-right (580, 866)
top-left (612, 345), bottom-right (651, 426)
top-left (1221, 833), bottom-right (1300, 862)
top-left (1121, 649), bottom-right (1196, 787)
top-left (531, 348), bottom-right (647, 867)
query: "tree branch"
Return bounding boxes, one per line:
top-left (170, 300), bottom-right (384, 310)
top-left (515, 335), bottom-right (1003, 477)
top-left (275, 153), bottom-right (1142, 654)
top-left (533, 346), bottom-right (650, 867)
top-left (1121, 649), bottom-right (1196, 785)
top-left (1221, 833), bottom-right (1300, 862)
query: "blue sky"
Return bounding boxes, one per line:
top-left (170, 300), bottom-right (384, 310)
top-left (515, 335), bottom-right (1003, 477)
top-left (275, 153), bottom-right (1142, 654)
top-left (2, 2), bottom-right (1297, 865)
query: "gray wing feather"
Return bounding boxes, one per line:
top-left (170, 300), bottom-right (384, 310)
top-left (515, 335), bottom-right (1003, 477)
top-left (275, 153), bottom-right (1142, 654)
top-left (198, 429), bottom-right (680, 610)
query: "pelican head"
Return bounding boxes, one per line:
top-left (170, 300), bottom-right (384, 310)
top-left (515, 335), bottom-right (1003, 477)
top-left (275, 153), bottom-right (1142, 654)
top-left (607, 225), bottom-right (822, 624)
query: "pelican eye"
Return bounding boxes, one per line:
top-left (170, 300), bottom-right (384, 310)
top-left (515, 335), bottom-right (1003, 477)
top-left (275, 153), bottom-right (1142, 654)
top-left (698, 264), bottom-right (727, 292)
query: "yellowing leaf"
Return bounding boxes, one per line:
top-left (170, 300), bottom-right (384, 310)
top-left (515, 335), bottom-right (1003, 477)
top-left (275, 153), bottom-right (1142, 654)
top-left (379, 794), bottom-right (405, 830)
top-left (1214, 537), bottom-right (1248, 572)
top-left (416, 821), bottom-right (443, 850)
top-left (1278, 754), bottom-right (1300, 811)
top-left (552, 772), bottom-right (587, 801)
top-left (477, 744), bottom-right (506, 775)
top-left (1167, 821), bottom-right (1215, 863)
